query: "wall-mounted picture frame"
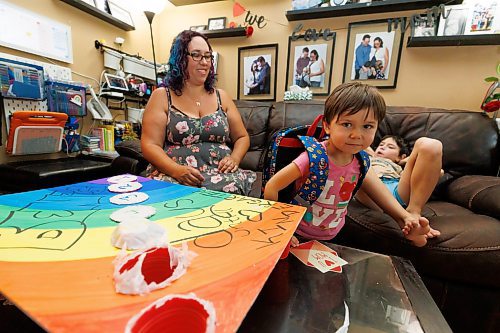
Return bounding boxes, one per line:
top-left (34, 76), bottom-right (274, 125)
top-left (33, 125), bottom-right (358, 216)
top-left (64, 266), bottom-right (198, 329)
top-left (108, 0), bottom-right (134, 27)
top-left (343, 18), bottom-right (405, 89)
top-left (437, 4), bottom-right (469, 36)
top-left (207, 17), bottom-right (226, 30)
top-left (237, 44), bottom-right (278, 101)
top-left (190, 25), bottom-right (207, 32)
top-left (285, 32), bottom-right (336, 96)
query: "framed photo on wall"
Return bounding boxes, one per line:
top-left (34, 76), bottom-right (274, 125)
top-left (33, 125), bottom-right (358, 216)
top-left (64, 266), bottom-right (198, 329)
top-left (343, 18), bottom-right (405, 89)
top-left (285, 32), bottom-right (336, 96)
top-left (237, 44), bottom-right (278, 101)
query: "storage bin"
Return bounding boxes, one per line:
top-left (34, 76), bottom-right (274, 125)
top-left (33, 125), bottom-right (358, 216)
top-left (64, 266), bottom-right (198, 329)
top-left (127, 107), bottom-right (144, 123)
top-left (123, 55), bottom-right (156, 81)
top-left (104, 49), bottom-right (122, 70)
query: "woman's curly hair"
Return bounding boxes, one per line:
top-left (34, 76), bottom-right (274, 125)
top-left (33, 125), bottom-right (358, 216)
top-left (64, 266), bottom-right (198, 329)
top-left (165, 30), bottom-right (216, 96)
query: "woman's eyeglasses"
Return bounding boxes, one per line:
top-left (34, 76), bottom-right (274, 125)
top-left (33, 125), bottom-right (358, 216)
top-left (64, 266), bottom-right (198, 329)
top-left (188, 52), bottom-right (214, 62)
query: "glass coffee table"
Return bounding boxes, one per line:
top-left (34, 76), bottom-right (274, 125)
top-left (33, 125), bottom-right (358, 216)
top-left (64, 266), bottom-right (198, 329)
top-left (239, 243), bottom-right (452, 333)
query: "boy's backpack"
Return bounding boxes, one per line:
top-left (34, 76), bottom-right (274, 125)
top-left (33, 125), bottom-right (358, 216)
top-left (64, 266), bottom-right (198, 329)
top-left (262, 115), bottom-right (370, 207)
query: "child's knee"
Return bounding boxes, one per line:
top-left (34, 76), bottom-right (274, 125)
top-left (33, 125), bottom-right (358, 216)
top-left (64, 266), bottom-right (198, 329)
top-left (414, 137), bottom-right (442, 158)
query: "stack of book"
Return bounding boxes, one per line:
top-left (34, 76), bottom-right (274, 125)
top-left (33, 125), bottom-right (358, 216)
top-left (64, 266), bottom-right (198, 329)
top-left (80, 135), bottom-right (101, 153)
top-left (90, 125), bottom-right (115, 152)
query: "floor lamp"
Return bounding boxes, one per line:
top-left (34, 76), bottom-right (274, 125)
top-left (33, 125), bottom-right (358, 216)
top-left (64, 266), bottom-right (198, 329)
top-left (144, 11), bottom-right (158, 85)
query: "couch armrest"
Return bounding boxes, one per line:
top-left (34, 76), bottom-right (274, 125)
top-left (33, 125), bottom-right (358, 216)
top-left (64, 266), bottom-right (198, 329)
top-left (446, 175), bottom-right (500, 219)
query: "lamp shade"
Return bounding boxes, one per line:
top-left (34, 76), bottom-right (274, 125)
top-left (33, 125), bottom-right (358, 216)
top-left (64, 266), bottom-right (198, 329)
top-left (143, 0), bottom-right (167, 14)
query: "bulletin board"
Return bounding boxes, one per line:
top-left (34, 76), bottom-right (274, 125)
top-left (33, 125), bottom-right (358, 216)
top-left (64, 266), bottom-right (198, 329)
top-left (0, 0), bottom-right (73, 64)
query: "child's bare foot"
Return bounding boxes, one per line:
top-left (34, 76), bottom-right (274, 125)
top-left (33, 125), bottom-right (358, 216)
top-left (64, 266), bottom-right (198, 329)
top-left (426, 227), bottom-right (441, 238)
top-left (405, 218), bottom-right (430, 247)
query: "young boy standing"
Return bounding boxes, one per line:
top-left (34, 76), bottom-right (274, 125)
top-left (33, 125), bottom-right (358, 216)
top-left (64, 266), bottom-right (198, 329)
top-left (264, 82), bottom-right (430, 247)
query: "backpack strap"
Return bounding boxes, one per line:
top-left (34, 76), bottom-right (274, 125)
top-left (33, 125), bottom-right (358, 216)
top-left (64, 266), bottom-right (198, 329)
top-left (352, 150), bottom-right (370, 196)
top-left (291, 136), bottom-right (329, 207)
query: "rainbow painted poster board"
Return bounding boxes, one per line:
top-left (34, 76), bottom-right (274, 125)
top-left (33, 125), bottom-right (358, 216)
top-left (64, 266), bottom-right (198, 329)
top-left (0, 176), bottom-right (305, 332)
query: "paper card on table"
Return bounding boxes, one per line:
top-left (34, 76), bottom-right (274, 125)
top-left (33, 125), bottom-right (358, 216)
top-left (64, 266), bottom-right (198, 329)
top-left (290, 240), bottom-right (348, 273)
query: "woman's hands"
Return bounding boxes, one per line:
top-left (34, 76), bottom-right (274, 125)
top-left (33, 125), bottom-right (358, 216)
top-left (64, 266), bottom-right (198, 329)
top-left (172, 165), bottom-right (205, 186)
top-left (218, 156), bottom-right (239, 173)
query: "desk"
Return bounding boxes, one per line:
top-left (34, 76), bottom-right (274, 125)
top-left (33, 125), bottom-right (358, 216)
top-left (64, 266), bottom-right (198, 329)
top-left (0, 176), bottom-right (305, 332)
top-left (239, 243), bottom-right (452, 333)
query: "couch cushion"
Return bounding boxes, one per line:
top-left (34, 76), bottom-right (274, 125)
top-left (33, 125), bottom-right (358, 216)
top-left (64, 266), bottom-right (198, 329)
top-left (339, 200), bottom-right (500, 289)
top-left (376, 107), bottom-right (499, 177)
top-left (115, 139), bottom-right (143, 161)
top-left (234, 100), bottom-right (273, 151)
top-left (268, 101), bottom-right (324, 141)
top-left (446, 175), bottom-right (500, 219)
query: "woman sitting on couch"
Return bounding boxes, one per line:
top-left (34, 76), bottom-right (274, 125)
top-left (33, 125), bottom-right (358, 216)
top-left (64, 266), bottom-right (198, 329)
top-left (141, 30), bottom-right (256, 195)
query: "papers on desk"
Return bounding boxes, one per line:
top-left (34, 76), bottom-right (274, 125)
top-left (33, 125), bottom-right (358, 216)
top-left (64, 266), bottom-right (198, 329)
top-left (290, 240), bottom-right (348, 273)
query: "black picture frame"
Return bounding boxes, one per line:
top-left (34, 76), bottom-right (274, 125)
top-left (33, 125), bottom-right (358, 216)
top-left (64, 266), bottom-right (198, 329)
top-left (285, 32), bottom-right (336, 96)
top-left (343, 18), bottom-right (405, 89)
top-left (207, 17), bottom-right (226, 30)
top-left (237, 44), bottom-right (278, 101)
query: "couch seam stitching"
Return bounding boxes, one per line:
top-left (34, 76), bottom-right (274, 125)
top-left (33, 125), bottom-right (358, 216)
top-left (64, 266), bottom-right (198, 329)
top-left (467, 183), bottom-right (498, 209)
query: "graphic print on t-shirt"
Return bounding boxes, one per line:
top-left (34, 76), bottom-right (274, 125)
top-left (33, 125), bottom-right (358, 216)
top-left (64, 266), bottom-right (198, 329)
top-left (310, 173), bottom-right (358, 228)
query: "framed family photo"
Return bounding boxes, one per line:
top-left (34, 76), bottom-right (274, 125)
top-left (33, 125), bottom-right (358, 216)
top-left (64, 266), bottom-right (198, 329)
top-left (237, 44), bottom-right (278, 101)
top-left (343, 18), bottom-right (405, 89)
top-left (285, 32), bottom-right (336, 96)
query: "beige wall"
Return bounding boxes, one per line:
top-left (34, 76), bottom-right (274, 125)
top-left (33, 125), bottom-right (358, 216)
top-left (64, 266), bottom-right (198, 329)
top-left (0, 0), bottom-right (496, 163)
top-left (154, 0), bottom-right (498, 111)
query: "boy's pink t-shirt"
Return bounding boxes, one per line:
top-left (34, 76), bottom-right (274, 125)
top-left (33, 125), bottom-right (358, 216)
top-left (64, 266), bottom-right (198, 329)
top-left (292, 141), bottom-right (361, 241)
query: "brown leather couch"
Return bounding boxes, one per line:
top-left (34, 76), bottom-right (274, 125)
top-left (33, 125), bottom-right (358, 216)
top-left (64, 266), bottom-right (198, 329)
top-left (112, 100), bottom-right (499, 333)
top-left (241, 100), bottom-right (500, 333)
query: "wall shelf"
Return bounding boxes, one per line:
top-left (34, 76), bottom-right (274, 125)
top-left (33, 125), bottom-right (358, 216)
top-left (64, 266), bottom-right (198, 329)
top-left (285, 0), bottom-right (462, 21)
top-left (60, 0), bottom-right (135, 31)
top-left (407, 34), bottom-right (500, 47)
top-left (201, 27), bottom-right (247, 38)
top-left (169, 0), bottom-right (224, 5)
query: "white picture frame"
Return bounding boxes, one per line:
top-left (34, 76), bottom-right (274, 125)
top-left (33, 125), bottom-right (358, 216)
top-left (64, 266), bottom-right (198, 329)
top-left (463, 0), bottom-right (500, 35)
top-left (108, 0), bottom-right (134, 27)
top-left (437, 4), bottom-right (469, 36)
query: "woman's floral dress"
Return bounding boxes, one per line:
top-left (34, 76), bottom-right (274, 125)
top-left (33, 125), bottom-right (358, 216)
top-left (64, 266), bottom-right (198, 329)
top-left (146, 89), bottom-right (256, 195)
